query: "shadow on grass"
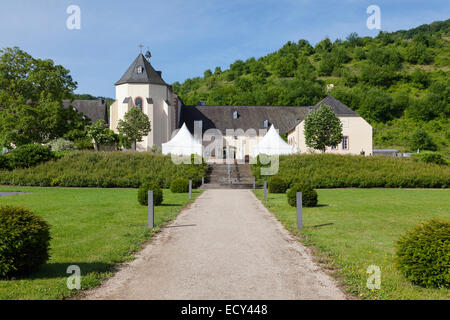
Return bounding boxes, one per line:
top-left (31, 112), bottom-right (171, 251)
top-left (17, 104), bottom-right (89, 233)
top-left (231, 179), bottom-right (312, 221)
top-left (307, 223), bottom-right (334, 229)
top-left (314, 204), bottom-right (329, 208)
top-left (7, 262), bottom-right (115, 281)
top-left (159, 203), bottom-right (182, 207)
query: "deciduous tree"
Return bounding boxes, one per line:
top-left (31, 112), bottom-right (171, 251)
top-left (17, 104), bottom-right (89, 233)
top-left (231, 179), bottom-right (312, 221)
top-left (117, 107), bottom-right (151, 151)
top-left (304, 104), bottom-right (343, 153)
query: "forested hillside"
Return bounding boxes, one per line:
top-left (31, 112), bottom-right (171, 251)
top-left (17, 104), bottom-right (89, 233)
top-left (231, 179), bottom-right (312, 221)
top-left (172, 19), bottom-right (450, 156)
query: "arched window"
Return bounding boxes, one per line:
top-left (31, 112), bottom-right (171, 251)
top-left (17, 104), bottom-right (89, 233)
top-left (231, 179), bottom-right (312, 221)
top-left (135, 97), bottom-right (143, 111)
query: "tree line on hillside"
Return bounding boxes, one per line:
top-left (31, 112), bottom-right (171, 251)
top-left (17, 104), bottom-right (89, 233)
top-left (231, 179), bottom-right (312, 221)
top-left (172, 20), bottom-right (449, 154)
top-left (173, 20), bottom-right (449, 124)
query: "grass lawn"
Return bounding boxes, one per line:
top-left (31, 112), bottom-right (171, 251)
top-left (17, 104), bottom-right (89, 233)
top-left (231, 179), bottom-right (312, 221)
top-left (0, 186), bottom-right (202, 300)
top-left (253, 188), bottom-right (450, 300)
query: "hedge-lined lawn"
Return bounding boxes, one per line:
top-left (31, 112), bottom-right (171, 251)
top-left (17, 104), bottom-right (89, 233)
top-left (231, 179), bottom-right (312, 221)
top-left (0, 186), bottom-right (202, 300)
top-left (253, 189), bottom-right (450, 300)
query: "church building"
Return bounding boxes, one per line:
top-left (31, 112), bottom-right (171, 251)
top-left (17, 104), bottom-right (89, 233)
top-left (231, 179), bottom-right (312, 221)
top-left (109, 53), bottom-right (372, 157)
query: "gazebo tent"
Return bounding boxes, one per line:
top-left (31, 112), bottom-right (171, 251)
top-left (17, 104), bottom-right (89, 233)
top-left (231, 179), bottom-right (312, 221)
top-left (253, 125), bottom-right (295, 156)
top-left (162, 123), bottom-right (203, 156)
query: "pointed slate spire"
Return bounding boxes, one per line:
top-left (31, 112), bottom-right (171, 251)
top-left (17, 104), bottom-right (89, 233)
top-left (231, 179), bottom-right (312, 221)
top-left (115, 53), bottom-right (167, 86)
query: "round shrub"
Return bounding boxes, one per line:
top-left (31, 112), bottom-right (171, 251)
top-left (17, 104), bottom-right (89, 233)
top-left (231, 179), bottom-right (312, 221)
top-left (0, 206), bottom-right (51, 278)
top-left (48, 138), bottom-right (77, 152)
top-left (170, 178), bottom-right (189, 193)
top-left (287, 183), bottom-right (318, 207)
top-left (395, 219), bottom-right (449, 288)
top-left (8, 144), bottom-right (55, 169)
top-left (269, 176), bottom-right (287, 193)
top-left (138, 182), bottom-right (163, 206)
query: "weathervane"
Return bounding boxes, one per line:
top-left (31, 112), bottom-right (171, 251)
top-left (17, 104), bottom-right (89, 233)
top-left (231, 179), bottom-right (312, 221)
top-left (145, 46), bottom-right (152, 60)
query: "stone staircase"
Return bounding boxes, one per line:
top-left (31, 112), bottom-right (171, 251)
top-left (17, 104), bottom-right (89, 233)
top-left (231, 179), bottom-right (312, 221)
top-left (203, 161), bottom-right (255, 189)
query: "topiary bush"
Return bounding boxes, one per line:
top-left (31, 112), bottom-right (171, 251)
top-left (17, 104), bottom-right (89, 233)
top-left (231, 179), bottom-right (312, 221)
top-left (138, 182), bottom-right (163, 206)
top-left (395, 219), bottom-right (450, 288)
top-left (170, 178), bottom-right (189, 193)
top-left (0, 206), bottom-right (51, 278)
top-left (8, 144), bottom-right (55, 169)
top-left (287, 183), bottom-right (318, 207)
top-left (269, 176), bottom-right (287, 193)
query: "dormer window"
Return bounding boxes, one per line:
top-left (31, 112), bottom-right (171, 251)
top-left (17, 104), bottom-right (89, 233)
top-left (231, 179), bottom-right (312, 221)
top-left (263, 120), bottom-right (269, 128)
top-left (233, 111), bottom-right (239, 119)
top-left (136, 66), bottom-right (143, 74)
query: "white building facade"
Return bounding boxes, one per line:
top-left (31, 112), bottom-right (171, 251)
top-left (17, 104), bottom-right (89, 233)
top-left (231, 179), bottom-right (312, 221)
top-left (109, 53), bottom-right (181, 151)
top-left (110, 54), bottom-right (372, 157)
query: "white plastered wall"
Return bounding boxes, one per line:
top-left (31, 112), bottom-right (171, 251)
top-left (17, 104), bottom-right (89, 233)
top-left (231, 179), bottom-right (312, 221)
top-left (287, 116), bottom-right (373, 156)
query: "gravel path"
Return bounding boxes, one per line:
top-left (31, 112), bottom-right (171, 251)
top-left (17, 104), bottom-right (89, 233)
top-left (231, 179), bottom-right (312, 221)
top-left (84, 189), bottom-right (346, 300)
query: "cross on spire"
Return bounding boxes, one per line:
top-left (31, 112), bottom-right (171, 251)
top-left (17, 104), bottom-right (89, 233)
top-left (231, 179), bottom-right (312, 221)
top-left (138, 44), bottom-right (144, 54)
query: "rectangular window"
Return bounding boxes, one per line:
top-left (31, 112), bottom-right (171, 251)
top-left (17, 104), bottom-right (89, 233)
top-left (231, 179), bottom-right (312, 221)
top-left (331, 145), bottom-right (337, 150)
top-left (342, 136), bottom-right (349, 150)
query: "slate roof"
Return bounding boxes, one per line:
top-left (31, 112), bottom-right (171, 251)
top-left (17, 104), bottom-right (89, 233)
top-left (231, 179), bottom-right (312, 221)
top-left (63, 99), bottom-right (108, 124)
top-left (180, 105), bottom-right (309, 134)
top-left (180, 95), bottom-right (360, 134)
top-left (115, 54), bottom-right (167, 86)
top-left (313, 95), bottom-right (360, 117)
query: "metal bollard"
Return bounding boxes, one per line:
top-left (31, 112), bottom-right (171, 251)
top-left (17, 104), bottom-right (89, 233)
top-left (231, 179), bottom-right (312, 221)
top-left (148, 190), bottom-right (154, 229)
top-left (297, 192), bottom-right (302, 230)
top-left (202, 176), bottom-right (204, 186)
top-left (253, 176), bottom-right (256, 189)
top-left (189, 179), bottom-right (192, 199)
top-left (264, 180), bottom-right (267, 200)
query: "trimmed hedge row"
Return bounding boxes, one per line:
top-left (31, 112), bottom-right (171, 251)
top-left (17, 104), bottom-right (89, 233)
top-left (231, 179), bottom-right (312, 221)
top-left (252, 154), bottom-right (450, 188)
top-left (0, 151), bottom-right (209, 188)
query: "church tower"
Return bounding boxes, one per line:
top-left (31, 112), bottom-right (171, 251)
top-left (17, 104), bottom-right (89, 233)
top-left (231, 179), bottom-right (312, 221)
top-left (110, 52), bottom-right (177, 151)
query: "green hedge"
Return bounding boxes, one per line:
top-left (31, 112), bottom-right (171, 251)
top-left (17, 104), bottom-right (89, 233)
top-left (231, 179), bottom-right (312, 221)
top-left (0, 151), bottom-right (209, 188)
top-left (396, 219), bottom-right (449, 288)
top-left (252, 154), bottom-right (450, 188)
top-left (1, 144), bottom-right (55, 170)
top-left (0, 206), bottom-right (51, 278)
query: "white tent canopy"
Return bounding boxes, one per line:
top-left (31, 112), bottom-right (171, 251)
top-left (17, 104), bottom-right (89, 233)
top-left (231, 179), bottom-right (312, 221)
top-left (252, 125), bottom-right (295, 156)
top-left (162, 123), bottom-right (203, 156)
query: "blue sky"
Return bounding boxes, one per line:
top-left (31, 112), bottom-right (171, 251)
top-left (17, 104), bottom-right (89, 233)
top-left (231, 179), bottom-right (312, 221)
top-left (0, 0), bottom-right (448, 98)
